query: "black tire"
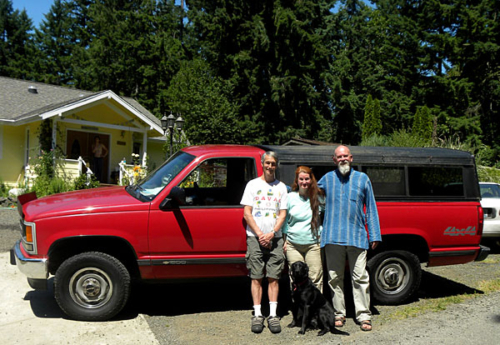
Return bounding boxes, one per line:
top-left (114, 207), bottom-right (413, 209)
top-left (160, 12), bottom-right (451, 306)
top-left (54, 252), bottom-right (131, 321)
top-left (367, 250), bottom-right (421, 305)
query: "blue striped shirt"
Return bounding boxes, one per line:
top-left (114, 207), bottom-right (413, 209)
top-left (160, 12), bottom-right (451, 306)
top-left (318, 169), bottom-right (381, 250)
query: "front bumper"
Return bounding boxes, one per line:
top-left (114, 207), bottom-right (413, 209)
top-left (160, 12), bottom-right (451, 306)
top-left (10, 240), bottom-right (48, 280)
top-left (482, 219), bottom-right (500, 238)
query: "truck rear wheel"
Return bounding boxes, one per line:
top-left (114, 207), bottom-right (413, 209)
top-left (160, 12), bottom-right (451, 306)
top-left (367, 250), bottom-right (421, 305)
top-left (54, 252), bottom-right (131, 321)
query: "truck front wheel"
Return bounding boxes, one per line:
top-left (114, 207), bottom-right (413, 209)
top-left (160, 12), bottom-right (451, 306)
top-left (367, 250), bottom-right (421, 305)
top-left (54, 252), bottom-right (131, 321)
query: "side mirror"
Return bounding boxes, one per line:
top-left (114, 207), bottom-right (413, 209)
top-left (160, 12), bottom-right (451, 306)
top-left (160, 186), bottom-right (186, 210)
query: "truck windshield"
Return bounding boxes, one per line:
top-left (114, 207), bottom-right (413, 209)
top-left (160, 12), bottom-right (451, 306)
top-left (129, 151), bottom-right (195, 201)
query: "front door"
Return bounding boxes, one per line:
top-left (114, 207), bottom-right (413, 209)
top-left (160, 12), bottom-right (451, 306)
top-left (66, 130), bottom-right (110, 183)
top-left (148, 157), bottom-right (257, 279)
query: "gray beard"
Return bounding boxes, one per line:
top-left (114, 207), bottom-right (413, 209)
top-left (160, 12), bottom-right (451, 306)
top-left (338, 162), bottom-right (351, 176)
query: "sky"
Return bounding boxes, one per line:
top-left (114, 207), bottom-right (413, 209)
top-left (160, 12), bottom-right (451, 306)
top-left (12, 0), bottom-right (54, 28)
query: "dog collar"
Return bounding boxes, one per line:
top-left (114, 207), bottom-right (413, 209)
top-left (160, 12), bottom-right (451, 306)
top-left (292, 279), bottom-right (308, 291)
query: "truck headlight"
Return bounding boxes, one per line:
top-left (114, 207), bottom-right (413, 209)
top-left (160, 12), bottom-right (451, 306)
top-left (21, 220), bottom-right (37, 254)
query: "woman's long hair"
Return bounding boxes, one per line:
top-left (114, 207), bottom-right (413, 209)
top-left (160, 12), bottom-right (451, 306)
top-left (291, 166), bottom-right (323, 240)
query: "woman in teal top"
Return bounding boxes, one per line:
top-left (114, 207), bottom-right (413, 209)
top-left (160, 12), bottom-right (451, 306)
top-left (283, 166), bottom-right (324, 292)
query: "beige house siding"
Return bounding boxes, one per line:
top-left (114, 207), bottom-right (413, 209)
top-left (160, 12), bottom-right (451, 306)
top-left (147, 141), bottom-right (166, 170)
top-left (57, 159), bottom-right (81, 180)
top-left (0, 125), bottom-right (26, 186)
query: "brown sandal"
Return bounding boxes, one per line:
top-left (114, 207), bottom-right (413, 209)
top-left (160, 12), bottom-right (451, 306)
top-left (334, 316), bottom-right (346, 327)
top-left (360, 320), bottom-right (372, 332)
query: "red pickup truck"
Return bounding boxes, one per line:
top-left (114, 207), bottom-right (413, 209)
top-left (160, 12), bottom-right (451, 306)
top-left (11, 144), bottom-right (489, 320)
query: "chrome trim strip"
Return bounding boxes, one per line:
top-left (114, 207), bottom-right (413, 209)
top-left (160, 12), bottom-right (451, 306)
top-left (137, 259), bottom-right (151, 266)
top-left (150, 257), bottom-right (246, 266)
top-left (429, 250), bottom-right (476, 257)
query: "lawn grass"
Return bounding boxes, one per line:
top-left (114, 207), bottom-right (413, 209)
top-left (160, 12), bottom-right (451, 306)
top-left (386, 279), bottom-right (500, 321)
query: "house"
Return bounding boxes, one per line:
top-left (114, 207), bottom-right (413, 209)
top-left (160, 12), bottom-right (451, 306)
top-left (0, 76), bottom-right (172, 187)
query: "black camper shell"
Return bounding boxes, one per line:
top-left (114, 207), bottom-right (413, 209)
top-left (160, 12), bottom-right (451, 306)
top-left (258, 145), bottom-right (480, 202)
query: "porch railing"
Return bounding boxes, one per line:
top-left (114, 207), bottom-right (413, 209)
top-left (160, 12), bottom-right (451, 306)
top-left (77, 157), bottom-right (95, 186)
top-left (118, 161), bottom-right (135, 186)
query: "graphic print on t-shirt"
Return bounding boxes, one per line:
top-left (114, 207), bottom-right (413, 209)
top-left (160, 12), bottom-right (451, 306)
top-left (254, 190), bottom-right (284, 218)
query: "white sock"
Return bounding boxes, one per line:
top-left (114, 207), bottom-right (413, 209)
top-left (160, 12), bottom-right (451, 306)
top-left (269, 302), bottom-right (278, 317)
top-left (253, 305), bottom-right (262, 317)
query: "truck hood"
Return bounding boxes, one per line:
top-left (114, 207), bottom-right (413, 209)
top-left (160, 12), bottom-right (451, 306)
top-left (23, 186), bottom-right (149, 221)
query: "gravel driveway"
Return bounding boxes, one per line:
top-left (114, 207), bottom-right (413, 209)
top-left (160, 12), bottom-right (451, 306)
top-left (2, 207), bottom-right (500, 344)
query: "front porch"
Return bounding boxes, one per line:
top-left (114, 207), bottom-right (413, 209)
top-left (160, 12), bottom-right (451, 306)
top-left (24, 154), bottom-right (150, 188)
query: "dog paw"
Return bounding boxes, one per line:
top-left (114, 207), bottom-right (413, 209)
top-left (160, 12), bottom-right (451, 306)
top-left (298, 330), bottom-right (306, 335)
top-left (317, 330), bottom-right (327, 336)
top-left (287, 322), bottom-right (296, 328)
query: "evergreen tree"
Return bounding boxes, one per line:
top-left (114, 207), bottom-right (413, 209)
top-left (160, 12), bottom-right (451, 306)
top-left (412, 105), bottom-right (433, 141)
top-left (79, 0), bottom-right (185, 116)
top-left (452, 0), bottom-right (500, 153)
top-left (412, 107), bottom-right (422, 138)
top-left (362, 94), bottom-right (374, 140)
top-left (362, 95), bottom-right (382, 140)
top-left (187, 0), bottom-right (334, 144)
top-left (34, 0), bottom-right (74, 85)
top-left (166, 58), bottom-right (242, 145)
top-left (0, 0), bottom-right (35, 79)
top-left (326, 0), bottom-right (386, 144)
top-left (373, 98), bottom-right (382, 135)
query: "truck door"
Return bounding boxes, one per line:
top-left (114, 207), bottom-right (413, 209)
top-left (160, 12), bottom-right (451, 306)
top-left (148, 157), bottom-right (257, 279)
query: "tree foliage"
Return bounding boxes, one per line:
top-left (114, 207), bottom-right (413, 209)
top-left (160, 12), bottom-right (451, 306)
top-left (412, 106), bottom-right (433, 141)
top-left (0, 0), bottom-right (35, 79)
top-left (166, 58), bottom-right (242, 145)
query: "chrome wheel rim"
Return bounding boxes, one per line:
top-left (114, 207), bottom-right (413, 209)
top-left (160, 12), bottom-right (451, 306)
top-left (374, 257), bottom-right (410, 295)
top-left (69, 267), bottom-right (113, 309)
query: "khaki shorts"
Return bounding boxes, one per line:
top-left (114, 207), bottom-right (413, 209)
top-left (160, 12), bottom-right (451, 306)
top-left (245, 236), bottom-right (284, 280)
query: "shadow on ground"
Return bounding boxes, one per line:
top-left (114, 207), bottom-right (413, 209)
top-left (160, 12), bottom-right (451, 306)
top-left (416, 270), bottom-right (483, 299)
top-left (124, 276), bottom-right (296, 319)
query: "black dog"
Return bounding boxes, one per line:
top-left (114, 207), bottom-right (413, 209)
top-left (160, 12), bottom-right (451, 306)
top-left (288, 261), bottom-right (347, 336)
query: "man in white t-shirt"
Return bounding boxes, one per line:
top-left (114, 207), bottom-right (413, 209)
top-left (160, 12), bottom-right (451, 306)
top-left (240, 151), bottom-right (288, 334)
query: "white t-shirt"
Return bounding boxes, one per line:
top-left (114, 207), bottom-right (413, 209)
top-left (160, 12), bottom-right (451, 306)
top-left (240, 177), bottom-right (288, 237)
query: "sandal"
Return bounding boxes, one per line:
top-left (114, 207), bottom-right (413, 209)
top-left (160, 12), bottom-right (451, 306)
top-left (360, 320), bottom-right (372, 332)
top-left (334, 316), bottom-right (346, 327)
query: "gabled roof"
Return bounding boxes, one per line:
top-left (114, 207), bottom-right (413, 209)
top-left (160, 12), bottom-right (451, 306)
top-left (0, 76), bottom-right (162, 134)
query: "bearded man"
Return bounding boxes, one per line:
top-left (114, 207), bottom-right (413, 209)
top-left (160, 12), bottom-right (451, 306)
top-left (317, 145), bottom-right (381, 332)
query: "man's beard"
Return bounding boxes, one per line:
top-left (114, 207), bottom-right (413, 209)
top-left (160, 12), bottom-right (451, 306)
top-left (338, 161), bottom-right (351, 176)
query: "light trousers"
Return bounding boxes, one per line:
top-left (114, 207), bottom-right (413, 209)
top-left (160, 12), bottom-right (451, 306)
top-left (324, 244), bottom-right (371, 322)
top-left (285, 240), bottom-right (323, 293)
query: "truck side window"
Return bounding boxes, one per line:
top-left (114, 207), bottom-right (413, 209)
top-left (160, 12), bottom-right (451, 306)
top-left (178, 158), bottom-right (256, 206)
top-left (408, 167), bottom-right (464, 197)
